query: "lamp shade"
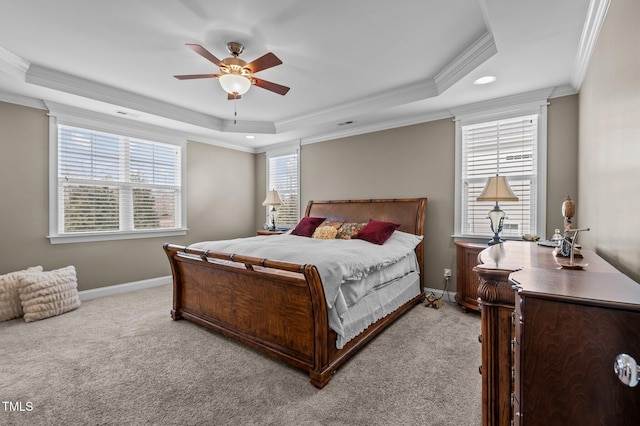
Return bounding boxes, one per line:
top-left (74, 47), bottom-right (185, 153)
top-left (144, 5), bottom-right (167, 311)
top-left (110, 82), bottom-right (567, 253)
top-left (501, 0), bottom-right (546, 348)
top-left (262, 189), bottom-right (282, 206)
top-left (219, 73), bottom-right (251, 95)
top-left (476, 175), bottom-right (519, 202)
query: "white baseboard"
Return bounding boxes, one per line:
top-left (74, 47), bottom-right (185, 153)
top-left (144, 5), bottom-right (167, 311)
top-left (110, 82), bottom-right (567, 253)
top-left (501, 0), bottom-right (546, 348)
top-left (78, 276), bottom-right (172, 301)
top-left (424, 286), bottom-right (457, 303)
top-left (78, 280), bottom-right (457, 304)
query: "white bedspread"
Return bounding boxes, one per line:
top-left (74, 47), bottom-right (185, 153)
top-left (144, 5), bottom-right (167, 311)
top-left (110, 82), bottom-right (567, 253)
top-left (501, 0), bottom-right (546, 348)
top-left (190, 230), bottom-right (423, 310)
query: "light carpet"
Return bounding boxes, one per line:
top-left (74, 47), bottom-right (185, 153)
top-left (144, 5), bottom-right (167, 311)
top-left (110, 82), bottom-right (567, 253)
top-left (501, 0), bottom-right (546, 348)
top-left (0, 284), bottom-right (481, 425)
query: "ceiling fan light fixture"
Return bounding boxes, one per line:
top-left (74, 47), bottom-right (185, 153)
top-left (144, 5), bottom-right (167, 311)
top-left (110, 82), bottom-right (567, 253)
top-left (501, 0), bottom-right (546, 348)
top-left (219, 73), bottom-right (252, 95)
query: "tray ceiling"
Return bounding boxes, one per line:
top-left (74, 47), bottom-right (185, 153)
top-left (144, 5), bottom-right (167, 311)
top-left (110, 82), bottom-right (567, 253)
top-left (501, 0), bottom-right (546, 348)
top-left (0, 0), bottom-right (598, 151)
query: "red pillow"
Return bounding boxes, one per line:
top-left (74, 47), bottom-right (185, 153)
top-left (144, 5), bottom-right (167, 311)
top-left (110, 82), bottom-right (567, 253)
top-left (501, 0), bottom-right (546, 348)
top-left (290, 217), bottom-right (326, 237)
top-left (352, 220), bottom-right (400, 245)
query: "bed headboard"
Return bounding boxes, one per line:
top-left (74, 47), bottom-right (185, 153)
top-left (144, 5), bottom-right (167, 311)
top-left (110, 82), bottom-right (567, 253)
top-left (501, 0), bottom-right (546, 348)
top-left (305, 198), bottom-right (427, 291)
top-left (305, 198), bottom-right (427, 237)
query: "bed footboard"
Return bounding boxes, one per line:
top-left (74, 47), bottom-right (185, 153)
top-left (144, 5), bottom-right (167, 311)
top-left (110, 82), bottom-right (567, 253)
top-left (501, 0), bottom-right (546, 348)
top-left (163, 243), bottom-right (331, 386)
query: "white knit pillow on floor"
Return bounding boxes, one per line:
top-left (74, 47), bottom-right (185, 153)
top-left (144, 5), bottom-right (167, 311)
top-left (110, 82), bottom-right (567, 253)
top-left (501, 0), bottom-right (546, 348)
top-left (0, 266), bottom-right (43, 322)
top-left (19, 265), bottom-right (81, 323)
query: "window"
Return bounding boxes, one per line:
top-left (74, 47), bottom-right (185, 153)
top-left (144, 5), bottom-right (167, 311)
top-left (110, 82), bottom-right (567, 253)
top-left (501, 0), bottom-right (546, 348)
top-left (455, 102), bottom-right (547, 240)
top-left (50, 124), bottom-right (186, 243)
top-left (266, 151), bottom-right (299, 228)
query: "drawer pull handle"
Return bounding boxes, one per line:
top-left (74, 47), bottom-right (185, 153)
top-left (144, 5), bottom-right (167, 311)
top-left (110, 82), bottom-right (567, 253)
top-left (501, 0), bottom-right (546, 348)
top-left (615, 353), bottom-right (639, 387)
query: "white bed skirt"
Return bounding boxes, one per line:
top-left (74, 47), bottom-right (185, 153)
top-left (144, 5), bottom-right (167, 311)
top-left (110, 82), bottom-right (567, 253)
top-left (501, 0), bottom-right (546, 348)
top-left (329, 271), bottom-right (421, 349)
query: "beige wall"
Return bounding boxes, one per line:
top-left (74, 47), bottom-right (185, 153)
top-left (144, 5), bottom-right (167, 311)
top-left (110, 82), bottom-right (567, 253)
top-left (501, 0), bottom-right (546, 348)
top-left (255, 151), bottom-right (267, 229)
top-left (547, 95), bottom-right (579, 236)
top-left (0, 93), bottom-right (580, 293)
top-left (0, 101), bottom-right (255, 291)
top-left (256, 99), bottom-right (578, 291)
top-left (300, 119), bottom-right (455, 291)
top-left (579, 0), bottom-right (640, 282)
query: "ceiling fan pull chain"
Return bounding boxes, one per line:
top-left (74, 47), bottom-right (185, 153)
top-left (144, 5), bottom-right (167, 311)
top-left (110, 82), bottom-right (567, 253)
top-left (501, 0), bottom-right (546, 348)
top-left (234, 97), bottom-right (238, 125)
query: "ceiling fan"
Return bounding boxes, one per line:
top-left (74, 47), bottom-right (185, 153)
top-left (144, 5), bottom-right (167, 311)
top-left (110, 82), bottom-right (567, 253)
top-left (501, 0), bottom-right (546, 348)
top-left (174, 42), bottom-right (290, 100)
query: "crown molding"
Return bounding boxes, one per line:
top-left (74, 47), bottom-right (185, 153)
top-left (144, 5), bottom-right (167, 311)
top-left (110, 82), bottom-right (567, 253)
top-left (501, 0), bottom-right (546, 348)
top-left (549, 83), bottom-right (579, 99)
top-left (571, 0), bottom-right (611, 90)
top-left (435, 31), bottom-right (497, 94)
top-left (45, 100), bottom-right (189, 145)
top-left (0, 46), bottom-right (29, 80)
top-left (300, 109), bottom-right (452, 146)
top-left (25, 63), bottom-right (276, 136)
top-left (13, 28), bottom-right (499, 144)
top-left (259, 140), bottom-right (301, 156)
top-left (184, 136), bottom-right (256, 153)
top-left (0, 89), bottom-right (47, 110)
top-left (276, 78), bottom-right (439, 133)
top-left (449, 87), bottom-right (554, 119)
top-left (278, 32), bottom-right (496, 133)
top-left (26, 64), bottom-right (223, 130)
top-left (43, 100), bottom-right (256, 152)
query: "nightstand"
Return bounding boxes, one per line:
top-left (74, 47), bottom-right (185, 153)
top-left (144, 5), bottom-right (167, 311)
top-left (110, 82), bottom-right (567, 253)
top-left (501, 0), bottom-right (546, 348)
top-left (257, 230), bottom-right (284, 236)
top-left (455, 241), bottom-right (487, 313)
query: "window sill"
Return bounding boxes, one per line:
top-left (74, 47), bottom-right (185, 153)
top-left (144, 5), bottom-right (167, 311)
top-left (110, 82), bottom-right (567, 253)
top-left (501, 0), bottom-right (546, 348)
top-left (451, 234), bottom-right (531, 243)
top-left (48, 228), bottom-right (188, 244)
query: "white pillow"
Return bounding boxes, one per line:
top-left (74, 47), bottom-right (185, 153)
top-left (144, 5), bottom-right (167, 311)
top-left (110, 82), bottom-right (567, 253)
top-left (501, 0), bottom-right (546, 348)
top-left (387, 230), bottom-right (424, 249)
top-left (19, 265), bottom-right (81, 323)
top-left (0, 266), bottom-right (43, 322)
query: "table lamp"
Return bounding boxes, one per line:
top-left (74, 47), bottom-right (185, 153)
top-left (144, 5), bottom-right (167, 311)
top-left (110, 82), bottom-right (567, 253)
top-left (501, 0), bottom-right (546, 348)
top-left (262, 189), bottom-right (282, 231)
top-left (476, 174), bottom-right (518, 245)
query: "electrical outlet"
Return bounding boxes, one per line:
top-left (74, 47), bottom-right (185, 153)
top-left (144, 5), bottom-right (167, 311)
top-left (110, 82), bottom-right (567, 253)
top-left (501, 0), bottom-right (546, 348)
top-left (444, 268), bottom-right (452, 278)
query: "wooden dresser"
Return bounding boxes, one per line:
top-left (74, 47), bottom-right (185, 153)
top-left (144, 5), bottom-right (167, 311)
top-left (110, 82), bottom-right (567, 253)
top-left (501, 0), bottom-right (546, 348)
top-left (474, 241), bottom-right (640, 425)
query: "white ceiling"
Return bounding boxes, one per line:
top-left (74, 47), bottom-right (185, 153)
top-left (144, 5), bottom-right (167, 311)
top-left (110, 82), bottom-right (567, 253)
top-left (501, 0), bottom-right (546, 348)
top-left (0, 0), bottom-right (596, 151)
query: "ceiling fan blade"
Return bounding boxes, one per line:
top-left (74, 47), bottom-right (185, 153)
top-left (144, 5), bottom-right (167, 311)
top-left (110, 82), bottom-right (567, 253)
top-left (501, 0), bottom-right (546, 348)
top-left (227, 93), bottom-right (241, 100)
top-left (245, 52), bottom-right (282, 74)
top-left (185, 43), bottom-right (224, 67)
top-left (174, 74), bottom-right (219, 80)
top-left (253, 78), bottom-right (290, 96)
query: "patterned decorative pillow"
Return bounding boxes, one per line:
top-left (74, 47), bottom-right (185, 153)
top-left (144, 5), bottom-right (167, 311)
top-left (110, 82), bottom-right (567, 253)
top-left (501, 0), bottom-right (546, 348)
top-left (18, 265), bottom-right (81, 323)
top-left (318, 220), bottom-right (343, 229)
top-left (312, 220), bottom-right (342, 237)
top-left (335, 222), bottom-right (367, 239)
top-left (312, 225), bottom-right (338, 239)
top-left (0, 266), bottom-right (43, 322)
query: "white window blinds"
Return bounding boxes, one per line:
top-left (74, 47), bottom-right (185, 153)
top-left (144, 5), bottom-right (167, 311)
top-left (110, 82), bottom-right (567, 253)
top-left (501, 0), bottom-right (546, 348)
top-left (267, 153), bottom-right (299, 227)
top-left (461, 114), bottom-right (538, 238)
top-left (56, 125), bottom-right (182, 236)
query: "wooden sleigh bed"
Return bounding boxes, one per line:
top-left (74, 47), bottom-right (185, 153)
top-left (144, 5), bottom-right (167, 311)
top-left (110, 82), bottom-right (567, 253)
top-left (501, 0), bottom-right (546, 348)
top-left (164, 198), bottom-right (427, 388)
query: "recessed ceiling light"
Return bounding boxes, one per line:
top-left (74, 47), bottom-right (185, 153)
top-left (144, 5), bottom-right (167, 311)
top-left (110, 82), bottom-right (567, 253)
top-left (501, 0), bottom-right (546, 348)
top-left (245, 135), bottom-right (255, 139)
top-left (474, 75), bottom-right (497, 85)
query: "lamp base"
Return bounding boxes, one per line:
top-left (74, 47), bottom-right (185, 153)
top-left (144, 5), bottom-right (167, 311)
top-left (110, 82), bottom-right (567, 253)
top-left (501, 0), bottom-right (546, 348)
top-left (268, 206), bottom-right (278, 231)
top-left (488, 234), bottom-right (504, 245)
top-left (487, 203), bottom-right (506, 246)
